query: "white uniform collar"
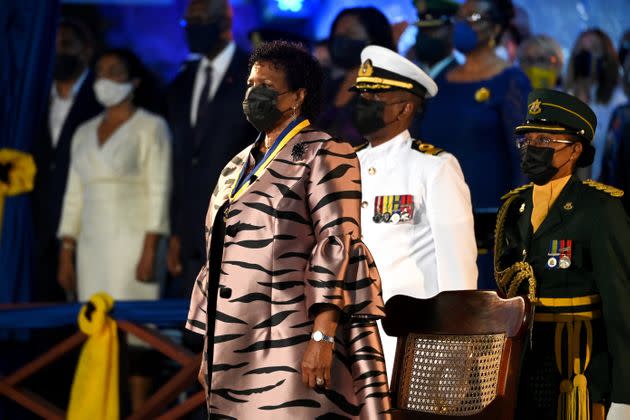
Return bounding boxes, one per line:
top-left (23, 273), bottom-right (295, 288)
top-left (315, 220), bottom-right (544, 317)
top-left (366, 129), bottom-right (412, 153)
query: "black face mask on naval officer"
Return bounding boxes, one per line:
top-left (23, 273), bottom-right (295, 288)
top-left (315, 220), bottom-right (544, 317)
top-left (242, 85), bottom-right (292, 133)
top-left (353, 96), bottom-right (408, 136)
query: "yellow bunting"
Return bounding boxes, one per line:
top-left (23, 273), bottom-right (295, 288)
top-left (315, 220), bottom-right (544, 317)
top-left (68, 293), bottom-right (119, 420)
top-left (0, 149), bottom-right (37, 239)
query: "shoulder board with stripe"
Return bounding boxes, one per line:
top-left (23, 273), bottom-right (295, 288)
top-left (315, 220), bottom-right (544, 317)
top-left (411, 139), bottom-right (444, 156)
top-left (501, 183), bottom-right (533, 200)
top-left (354, 141), bottom-right (369, 152)
top-left (582, 179), bottom-right (624, 197)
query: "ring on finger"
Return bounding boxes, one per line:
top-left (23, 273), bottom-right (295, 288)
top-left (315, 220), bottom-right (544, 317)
top-left (316, 377), bottom-right (324, 387)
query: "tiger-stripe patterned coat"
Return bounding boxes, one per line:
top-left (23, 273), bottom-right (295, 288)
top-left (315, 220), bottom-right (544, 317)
top-left (186, 124), bottom-right (392, 419)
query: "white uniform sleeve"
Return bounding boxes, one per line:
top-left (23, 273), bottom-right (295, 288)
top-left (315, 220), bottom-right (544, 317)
top-left (425, 155), bottom-right (478, 291)
top-left (607, 403), bottom-right (630, 420)
top-left (57, 133), bottom-right (84, 239)
top-left (144, 117), bottom-right (172, 234)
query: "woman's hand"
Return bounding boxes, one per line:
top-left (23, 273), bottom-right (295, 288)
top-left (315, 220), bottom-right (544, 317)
top-left (301, 338), bottom-right (334, 388)
top-left (301, 306), bottom-right (339, 389)
top-left (166, 235), bottom-right (183, 277)
top-left (136, 248), bottom-right (155, 282)
top-left (136, 233), bottom-right (159, 282)
top-left (57, 240), bottom-right (76, 292)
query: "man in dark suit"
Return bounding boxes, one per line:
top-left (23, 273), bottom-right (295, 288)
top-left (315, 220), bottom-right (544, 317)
top-left (31, 19), bottom-right (102, 302)
top-left (165, 0), bottom-right (255, 299)
top-left (411, 0), bottom-right (459, 80)
top-left (494, 89), bottom-right (630, 420)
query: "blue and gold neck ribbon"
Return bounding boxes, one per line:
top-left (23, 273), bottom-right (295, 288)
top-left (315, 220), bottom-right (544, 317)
top-left (230, 117), bottom-right (310, 203)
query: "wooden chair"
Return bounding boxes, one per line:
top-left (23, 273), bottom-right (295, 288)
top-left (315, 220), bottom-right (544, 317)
top-left (382, 291), bottom-right (533, 419)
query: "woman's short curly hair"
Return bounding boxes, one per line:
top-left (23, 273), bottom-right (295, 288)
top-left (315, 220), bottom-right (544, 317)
top-left (248, 40), bottom-right (323, 121)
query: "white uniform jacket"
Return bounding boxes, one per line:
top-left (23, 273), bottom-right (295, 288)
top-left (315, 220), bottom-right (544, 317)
top-left (356, 129), bottom-right (478, 380)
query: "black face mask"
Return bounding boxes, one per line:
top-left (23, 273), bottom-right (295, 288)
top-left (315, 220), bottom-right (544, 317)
top-left (520, 145), bottom-right (576, 185)
top-left (415, 31), bottom-right (451, 65)
top-left (329, 36), bottom-right (367, 70)
top-left (573, 50), bottom-right (604, 79)
top-left (242, 85), bottom-right (289, 132)
top-left (185, 22), bottom-right (222, 54)
top-left (54, 54), bottom-right (83, 81)
top-left (353, 97), bottom-right (387, 136)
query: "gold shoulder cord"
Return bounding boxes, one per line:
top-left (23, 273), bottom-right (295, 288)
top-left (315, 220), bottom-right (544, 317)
top-left (493, 194), bottom-right (537, 301)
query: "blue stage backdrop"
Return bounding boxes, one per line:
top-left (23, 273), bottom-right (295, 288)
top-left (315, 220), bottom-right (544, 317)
top-left (0, 1), bottom-right (59, 306)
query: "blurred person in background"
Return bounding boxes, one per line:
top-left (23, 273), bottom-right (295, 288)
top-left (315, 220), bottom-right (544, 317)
top-left (411, 0), bottom-right (459, 80)
top-left (317, 7), bottom-right (395, 146)
top-left (165, 0), bottom-right (254, 299)
top-left (412, 0), bottom-right (530, 289)
top-left (495, 4), bottom-right (530, 64)
top-left (31, 19), bottom-right (102, 304)
top-left (565, 28), bottom-right (625, 180)
top-left (518, 34), bottom-right (564, 89)
top-left (601, 44), bottom-right (630, 214)
top-left (57, 49), bottom-right (172, 411)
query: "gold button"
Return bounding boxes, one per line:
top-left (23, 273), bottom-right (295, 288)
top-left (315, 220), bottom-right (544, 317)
top-left (361, 201), bottom-right (368, 208)
top-left (368, 167), bottom-right (376, 175)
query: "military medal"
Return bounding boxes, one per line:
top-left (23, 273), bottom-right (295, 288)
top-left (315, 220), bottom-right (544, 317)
top-left (547, 240), bottom-right (560, 269)
top-left (373, 195), bottom-right (414, 224)
top-left (547, 239), bottom-right (572, 269)
top-left (558, 239), bottom-right (572, 269)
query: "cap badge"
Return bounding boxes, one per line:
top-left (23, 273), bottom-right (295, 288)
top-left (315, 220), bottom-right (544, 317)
top-left (359, 59), bottom-right (374, 77)
top-left (474, 87), bottom-right (490, 102)
top-left (528, 99), bottom-right (542, 115)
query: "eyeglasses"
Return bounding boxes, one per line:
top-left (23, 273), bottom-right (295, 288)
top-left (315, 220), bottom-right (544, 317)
top-left (515, 136), bottom-right (576, 150)
top-left (454, 12), bottom-right (490, 24)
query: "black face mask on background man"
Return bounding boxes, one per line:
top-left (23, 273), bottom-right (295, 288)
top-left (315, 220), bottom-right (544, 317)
top-left (415, 31), bottom-right (451, 65)
top-left (54, 54), bottom-right (83, 81)
top-left (353, 97), bottom-right (387, 136)
top-left (185, 22), bottom-right (222, 54)
top-left (242, 85), bottom-right (290, 133)
top-left (329, 36), bottom-right (368, 70)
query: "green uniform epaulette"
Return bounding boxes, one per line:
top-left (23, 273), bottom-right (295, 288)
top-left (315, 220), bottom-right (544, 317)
top-left (411, 139), bottom-right (444, 155)
top-left (582, 179), bottom-right (624, 197)
top-left (354, 142), bottom-right (369, 152)
top-left (501, 183), bottom-right (533, 200)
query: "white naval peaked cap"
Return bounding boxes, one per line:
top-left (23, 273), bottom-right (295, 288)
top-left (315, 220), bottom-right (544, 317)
top-left (354, 45), bottom-right (438, 98)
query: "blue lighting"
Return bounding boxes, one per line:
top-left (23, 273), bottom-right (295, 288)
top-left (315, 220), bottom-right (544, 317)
top-left (276, 0), bottom-right (304, 13)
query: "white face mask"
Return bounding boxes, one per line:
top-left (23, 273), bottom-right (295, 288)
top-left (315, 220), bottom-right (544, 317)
top-left (93, 78), bottom-right (134, 107)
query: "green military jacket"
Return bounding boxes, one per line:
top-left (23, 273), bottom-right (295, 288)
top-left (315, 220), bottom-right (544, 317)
top-left (494, 175), bottom-right (630, 404)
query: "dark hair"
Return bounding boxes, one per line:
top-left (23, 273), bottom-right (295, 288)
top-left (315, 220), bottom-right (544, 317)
top-left (331, 7), bottom-right (395, 51)
top-left (96, 48), bottom-right (164, 114)
top-left (482, 0), bottom-right (515, 43)
top-left (248, 40), bottom-right (323, 121)
top-left (565, 28), bottom-right (620, 104)
top-left (59, 18), bottom-right (94, 48)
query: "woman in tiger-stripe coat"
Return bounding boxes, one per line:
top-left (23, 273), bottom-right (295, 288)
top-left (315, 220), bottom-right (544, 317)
top-left (185, 41), bottom-right (391, 419)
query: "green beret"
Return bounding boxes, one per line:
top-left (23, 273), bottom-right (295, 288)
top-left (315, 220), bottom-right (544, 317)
top-left (414, 0), bottom-right (459, 28)
top-left (515, 89), bottom-right (597, 167)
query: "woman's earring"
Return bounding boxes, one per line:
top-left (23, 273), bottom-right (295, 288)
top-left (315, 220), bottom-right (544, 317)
top-left (291, 105), bottom-right (298, 120)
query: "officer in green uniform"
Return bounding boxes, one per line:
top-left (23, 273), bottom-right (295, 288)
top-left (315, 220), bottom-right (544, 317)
top-left (494, 89), bottom-right (630, 420)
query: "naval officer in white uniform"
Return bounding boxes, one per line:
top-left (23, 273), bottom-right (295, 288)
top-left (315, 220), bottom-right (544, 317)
top-left (351, 45), bottom-right (478, 381)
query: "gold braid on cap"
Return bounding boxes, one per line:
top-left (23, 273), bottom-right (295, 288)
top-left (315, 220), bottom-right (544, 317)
top-left (494, 194), bottom-right (537, 301)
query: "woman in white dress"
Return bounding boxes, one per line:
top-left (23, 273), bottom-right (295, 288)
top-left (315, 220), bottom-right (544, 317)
top-left (57, 49), bottom-right (171, 410)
